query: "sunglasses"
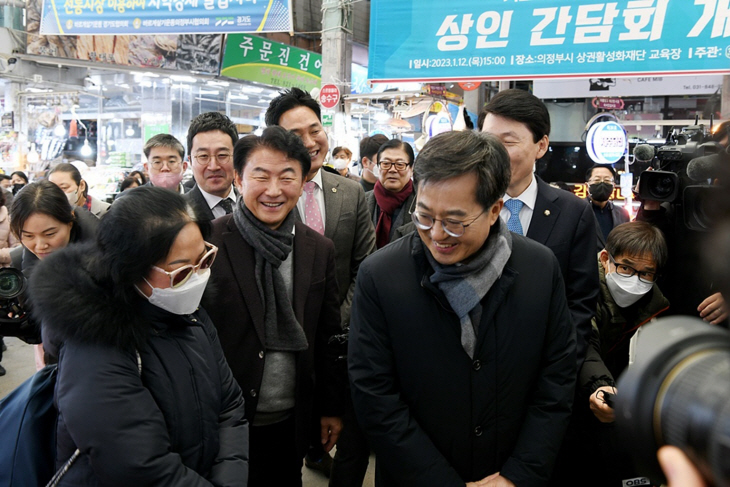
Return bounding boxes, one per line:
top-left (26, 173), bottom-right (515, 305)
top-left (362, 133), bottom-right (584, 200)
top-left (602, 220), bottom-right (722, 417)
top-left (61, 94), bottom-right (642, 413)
top-left (152, 242), bottom-right (218, 288)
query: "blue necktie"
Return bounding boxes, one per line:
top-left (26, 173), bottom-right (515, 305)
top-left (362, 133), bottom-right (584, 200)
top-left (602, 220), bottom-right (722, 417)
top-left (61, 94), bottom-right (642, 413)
top-left (504, 199), bottom-right (524, 235)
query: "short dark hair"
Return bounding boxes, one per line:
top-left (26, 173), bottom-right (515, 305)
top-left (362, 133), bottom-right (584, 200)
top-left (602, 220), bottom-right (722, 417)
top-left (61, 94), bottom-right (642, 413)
top-left (119, 177), bottom-right (139, 192)
top-left (94, 186), bottom-right (202, 305)
top-left (265, 87), bottom-right (321, 127)
top-left (586, 165), bottom-right (618, 181)
top-left (0, 174), bottom-right (11, 181)
top-left (478, 89), bottom-right (551, 143)
top-left (129, 170), bottom-right (147, 185)
top-left (48, 163), bottom-right (86, 197)
top-left (10, 179), bottom-right (75, 238)
top-left (186, 112), bottom-right (238, 156)
top-left (605, 221), bottom-right (668, 269)
top-left (233, 125), bottom-right (311, 178)
top-left (377, 139), bottom-right (415, 166)
top-left (10, 171), bottom-right (28, 184)
top-left (414, 131), bottom-right (511, 210)
top-left (359, 134), bottom-right (389, 161)
top-left (144, 133), bottom-right (185, 160)
top-left (332, 146), bottom-right (352, 159)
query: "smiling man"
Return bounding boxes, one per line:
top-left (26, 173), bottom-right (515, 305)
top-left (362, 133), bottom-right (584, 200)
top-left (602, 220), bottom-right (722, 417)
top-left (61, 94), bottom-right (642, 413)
top-left (349, 130), bottom-right (576, 487)
top-left (204, 126), bottom-right (344, 487)
top-left (184, 112), bottom-right (238, 221)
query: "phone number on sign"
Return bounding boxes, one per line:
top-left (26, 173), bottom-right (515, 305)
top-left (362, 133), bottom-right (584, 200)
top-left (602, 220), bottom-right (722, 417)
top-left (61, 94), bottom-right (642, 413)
top-left (409, 56), bottom-right (507, 69)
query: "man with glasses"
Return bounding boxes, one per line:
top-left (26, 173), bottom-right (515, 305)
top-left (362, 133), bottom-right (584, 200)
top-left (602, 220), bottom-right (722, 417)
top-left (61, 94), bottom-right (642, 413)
top-left (143, 134), bottom-right (188, 193)
top-left (184, 112), bottom-right (238, 221)
top-left (578, 221), bottom-right (669, 484)
top-left (586, 165), bottom-right (629, 247)
top-left (349, 131), bottom-right (576, 486)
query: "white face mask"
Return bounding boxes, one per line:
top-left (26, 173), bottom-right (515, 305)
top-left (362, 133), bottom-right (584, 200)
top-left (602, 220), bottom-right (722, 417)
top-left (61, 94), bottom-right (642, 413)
top-left (66, 189), bottom-right (78, 206)
top-left (138, 268), bottom-right (210, 315)
top-left (372, 164), bottom-right (381, 179)
top-left (333, 158), bottom-right (349, 170)
top-left (605, 272), bottom-right (653, 308)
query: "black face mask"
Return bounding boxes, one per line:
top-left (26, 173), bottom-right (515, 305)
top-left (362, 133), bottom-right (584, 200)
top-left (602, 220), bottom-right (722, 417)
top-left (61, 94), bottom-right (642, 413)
top-left (12, 183), bottom-right (25, 195)
top-left (589, 182), bottom-right (613, 202)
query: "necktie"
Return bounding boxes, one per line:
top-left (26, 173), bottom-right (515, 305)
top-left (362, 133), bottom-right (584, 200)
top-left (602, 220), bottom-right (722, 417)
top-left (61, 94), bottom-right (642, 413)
top-left (504, 199), bottom-right (524, 235)
top-left (304, 181), bottom-right (324, 235)
top-left (217, 198), bottom-right (233, 215)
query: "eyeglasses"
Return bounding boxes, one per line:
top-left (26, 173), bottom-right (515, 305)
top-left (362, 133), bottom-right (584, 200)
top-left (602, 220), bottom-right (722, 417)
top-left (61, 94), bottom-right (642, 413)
top-left (588, 178), bottom-right (615, 184)
top-left (152, 242), bottom-right (218, 288)
top-left (608, 254), bottom-right (657, 283)
top-left (193, 153), bottom-right (232, 166)
top-left (150, 159), bottom-right (182, 168)
top-left (378, 159), bottom-right (410, 171)
top-left (411, 210), bottom-right (485, 238)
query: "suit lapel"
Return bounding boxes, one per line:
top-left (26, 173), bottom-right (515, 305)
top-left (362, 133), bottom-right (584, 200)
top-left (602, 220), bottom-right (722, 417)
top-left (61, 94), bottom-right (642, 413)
top-left (292, 223), bottom-right (315, 326)
top-left (526, 178), bottom-right (561, 245)
top-left (221, 219), bottom-right (267, 345)
top-left (192, 185), bottom-right (215, 221)
top-left (322, 172), bottom-right (342, 240)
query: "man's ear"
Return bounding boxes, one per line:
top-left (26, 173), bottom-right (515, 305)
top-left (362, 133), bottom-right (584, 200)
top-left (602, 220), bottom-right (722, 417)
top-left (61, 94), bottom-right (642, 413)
top-left (536, 135), bottom-right (549, 160)
top-left (599, 249), bottom-right (610, 272)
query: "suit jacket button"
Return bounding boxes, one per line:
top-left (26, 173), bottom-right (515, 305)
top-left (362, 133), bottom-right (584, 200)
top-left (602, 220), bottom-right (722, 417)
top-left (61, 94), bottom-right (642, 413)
top-left (474, 426), bottom-right (483, 436)
top-left (472, 360), bottom-right (481, 371)
top-left (258, 351), bottom-right (265, 359)
top-left (250, 389), bottom-right (257, 397)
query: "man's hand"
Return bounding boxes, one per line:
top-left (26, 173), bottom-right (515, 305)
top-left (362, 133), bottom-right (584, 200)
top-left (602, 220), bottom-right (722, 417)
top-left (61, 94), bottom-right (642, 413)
top-left (320, 416), bottom-right (342, 452)
top-left (698, 292), bottom-right (728, 324)
top-left (466, 472), bottom-right (516, 486)
top-left (589, 386), bottom-right (616, 423)
top-left (658, 446), bottom-right (706, 487)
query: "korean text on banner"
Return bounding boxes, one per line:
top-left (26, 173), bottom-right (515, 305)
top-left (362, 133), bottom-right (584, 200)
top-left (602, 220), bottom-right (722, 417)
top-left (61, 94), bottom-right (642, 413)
top-left (40, 0), bottom-right (293, 35)
top-left (368, 0), bottom-right (730, 82)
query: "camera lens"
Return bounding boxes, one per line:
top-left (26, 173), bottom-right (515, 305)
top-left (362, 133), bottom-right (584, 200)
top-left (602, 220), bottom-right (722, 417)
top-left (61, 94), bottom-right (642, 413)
top-left (649, 175), bottom-right (677, 200)
top-left (0, 268), bottom-right (27, 299)
top-left (616, 317), bottom-right (730, 486)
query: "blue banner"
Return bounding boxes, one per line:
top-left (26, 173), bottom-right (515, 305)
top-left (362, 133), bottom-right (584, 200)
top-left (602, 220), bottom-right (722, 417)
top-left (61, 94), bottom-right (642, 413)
top-left (39, 0), bottom-right (292, 35)
top-left (369, 0), bottom-right (730, 82)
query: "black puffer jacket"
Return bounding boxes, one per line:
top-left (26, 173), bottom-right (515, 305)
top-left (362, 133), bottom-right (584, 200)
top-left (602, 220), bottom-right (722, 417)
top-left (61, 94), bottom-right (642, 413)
top-left (31, 245), bottom-right (249, 486)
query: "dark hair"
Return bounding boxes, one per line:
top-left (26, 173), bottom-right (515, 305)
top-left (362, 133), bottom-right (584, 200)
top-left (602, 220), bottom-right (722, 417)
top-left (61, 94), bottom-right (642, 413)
top-left (129, 170), bottom-right (147, 185)
top-left (0, 174), bottom-right (10, 182)
top-left (0, 186), bottom-right (6, 207)
top-left (143, 133), bottom-right (185, 160)
top-left (414, 131), bottom-right (511, 210)
top-left (586, 165), bottom-right (618, 181)
top-left (94, 186), bottom-right (201, 304)
top-left (233, 126), bottom-right (311, 178)
top-left (605, 221), bottom-right (668, 269)
top-left (119, 177), bottom-right (140, 192)
top-left (10, 180), bottom-right (75, 238)
top-left (186, 112), bottom-right (238, 156)
top-left (10, 171), bottom-right (29, 184)
top-left (359, 134), bottom-right (389, 161)
top-left (265, 87), bottom-right (321, 127)
top-left (48, 163), bottom-right (87, 198)
top-left (332, 146), bottom-right (352, 159)
top-left (377, 139), bottom-right (415, 166)
top-left (478, 89), bottom-right (551, 142)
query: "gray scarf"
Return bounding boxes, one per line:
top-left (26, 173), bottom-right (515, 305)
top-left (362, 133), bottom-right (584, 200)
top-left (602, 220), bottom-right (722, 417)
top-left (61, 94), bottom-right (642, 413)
top-left (233, 200), bottom-right (308, 352)
top-left (424, 219), bottom-right (512, 358)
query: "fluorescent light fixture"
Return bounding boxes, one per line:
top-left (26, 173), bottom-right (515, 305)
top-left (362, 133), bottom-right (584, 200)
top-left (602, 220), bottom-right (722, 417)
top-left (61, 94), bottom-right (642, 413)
top-left (241, 86), bottom-right (264, 94)
top-left (230, 94), bottom-right (250, 100)
top-left (199, 89), bottom-right (220, 95)
top-left (170, 75), bottom-right (198, 83)
top-left (207, 80), bottom-right (229, 87)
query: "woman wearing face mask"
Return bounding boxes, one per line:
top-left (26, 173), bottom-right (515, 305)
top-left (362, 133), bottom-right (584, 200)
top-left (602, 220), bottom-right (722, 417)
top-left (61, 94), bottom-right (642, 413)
top-left (48, 163), bottom-right (111, 218)
top-left (10, 171), bottom-right (28, 195)
top-left (365, 139), bottom-right (416, 249)
top-left (29, 186), bottom-right (249, 486)
top-left (331, 146), bottom-right (360, 182)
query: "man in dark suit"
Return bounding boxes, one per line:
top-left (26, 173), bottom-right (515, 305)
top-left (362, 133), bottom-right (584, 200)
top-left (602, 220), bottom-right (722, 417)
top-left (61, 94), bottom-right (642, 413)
top-left (586, 165), bottom-right (630, 249)
top-left (205, 126), bottom-right (344, 487)
top-left (183, 112), bottom-right (238, 221)
top-left (266, 88), bottom-right (376, 480)
top-left (480, 88), bottom-right (598, 366)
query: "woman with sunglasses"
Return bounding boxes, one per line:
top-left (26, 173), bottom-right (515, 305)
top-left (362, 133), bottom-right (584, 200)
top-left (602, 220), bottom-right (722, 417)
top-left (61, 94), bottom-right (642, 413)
top-left (30, 186), bottom-right (248, 486)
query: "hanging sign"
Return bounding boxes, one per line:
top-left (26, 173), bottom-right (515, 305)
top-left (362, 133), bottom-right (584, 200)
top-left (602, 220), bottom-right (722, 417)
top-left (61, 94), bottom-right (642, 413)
top-left (39, 0), bottom-right (293, 35)
top-left (592, 97), bottom-right (625, 110)
top-left (319, 84), bottom-right (341, 109)
top-left (587, 121), bottom-right (627, 164)
top-left (369, 0), bottom-right (730, 82)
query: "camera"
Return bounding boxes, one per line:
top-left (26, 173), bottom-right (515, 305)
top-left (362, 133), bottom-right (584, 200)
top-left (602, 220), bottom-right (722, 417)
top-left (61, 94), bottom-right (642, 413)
top-left (0, 267), bottom-right (36, 342)
top-left (615, 316), bottom-right (730, 487)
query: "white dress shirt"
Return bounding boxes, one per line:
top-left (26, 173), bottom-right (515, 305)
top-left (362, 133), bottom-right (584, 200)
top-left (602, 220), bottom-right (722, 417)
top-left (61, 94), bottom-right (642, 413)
top-left (499, 174), bottom-right (538, 234)
top-left (296, 169), bottom-right (327, 231)
top-left (198, 185), bottom-right (236, 219)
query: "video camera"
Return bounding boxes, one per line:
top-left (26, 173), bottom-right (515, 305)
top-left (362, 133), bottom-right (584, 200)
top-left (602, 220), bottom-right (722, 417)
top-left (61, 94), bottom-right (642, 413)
top-left (637, 118), bottom-right (729, 231)
top-left (0, 267), bottom-right (37, 342)
top-left (615, 316), bottom-right (730, 487)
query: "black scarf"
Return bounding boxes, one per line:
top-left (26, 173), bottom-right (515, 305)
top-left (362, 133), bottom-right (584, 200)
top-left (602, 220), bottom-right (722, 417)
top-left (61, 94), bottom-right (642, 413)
top-left (233, 200), bottom-right (308, 352)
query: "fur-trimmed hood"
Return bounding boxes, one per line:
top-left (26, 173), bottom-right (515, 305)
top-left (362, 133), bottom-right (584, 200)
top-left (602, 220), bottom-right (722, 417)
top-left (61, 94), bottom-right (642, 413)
top-left (30, 243), bottom-right (150, 354)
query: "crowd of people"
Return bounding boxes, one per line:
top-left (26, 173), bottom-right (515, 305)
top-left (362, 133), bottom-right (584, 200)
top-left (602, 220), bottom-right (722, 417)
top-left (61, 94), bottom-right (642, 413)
top-left (0, 87), bottom-right (727, 487)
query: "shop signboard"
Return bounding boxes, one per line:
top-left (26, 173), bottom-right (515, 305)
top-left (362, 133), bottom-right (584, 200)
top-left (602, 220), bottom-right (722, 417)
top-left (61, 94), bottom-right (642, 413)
top-left (144, 123), bottom-right (170, 143)
top-left (1, 112), bottom-right (13, 131)
top-left (221, 34), bottom-right (321, 92)
top-left (39, 0), bottom-right (293, 35)
top-left (369, 0), bottom-right (730, 82)
top-left (319, 84), bottom-right (340, 109)
top-left (586, 121), bottom-right (627, 165)
top-left (534, 75), bottom-right (725, 98)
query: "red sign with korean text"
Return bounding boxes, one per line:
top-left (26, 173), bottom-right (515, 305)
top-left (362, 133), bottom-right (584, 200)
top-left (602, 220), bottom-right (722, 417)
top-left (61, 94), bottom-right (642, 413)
top-left (319, 84), bottom-right (341, 109)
